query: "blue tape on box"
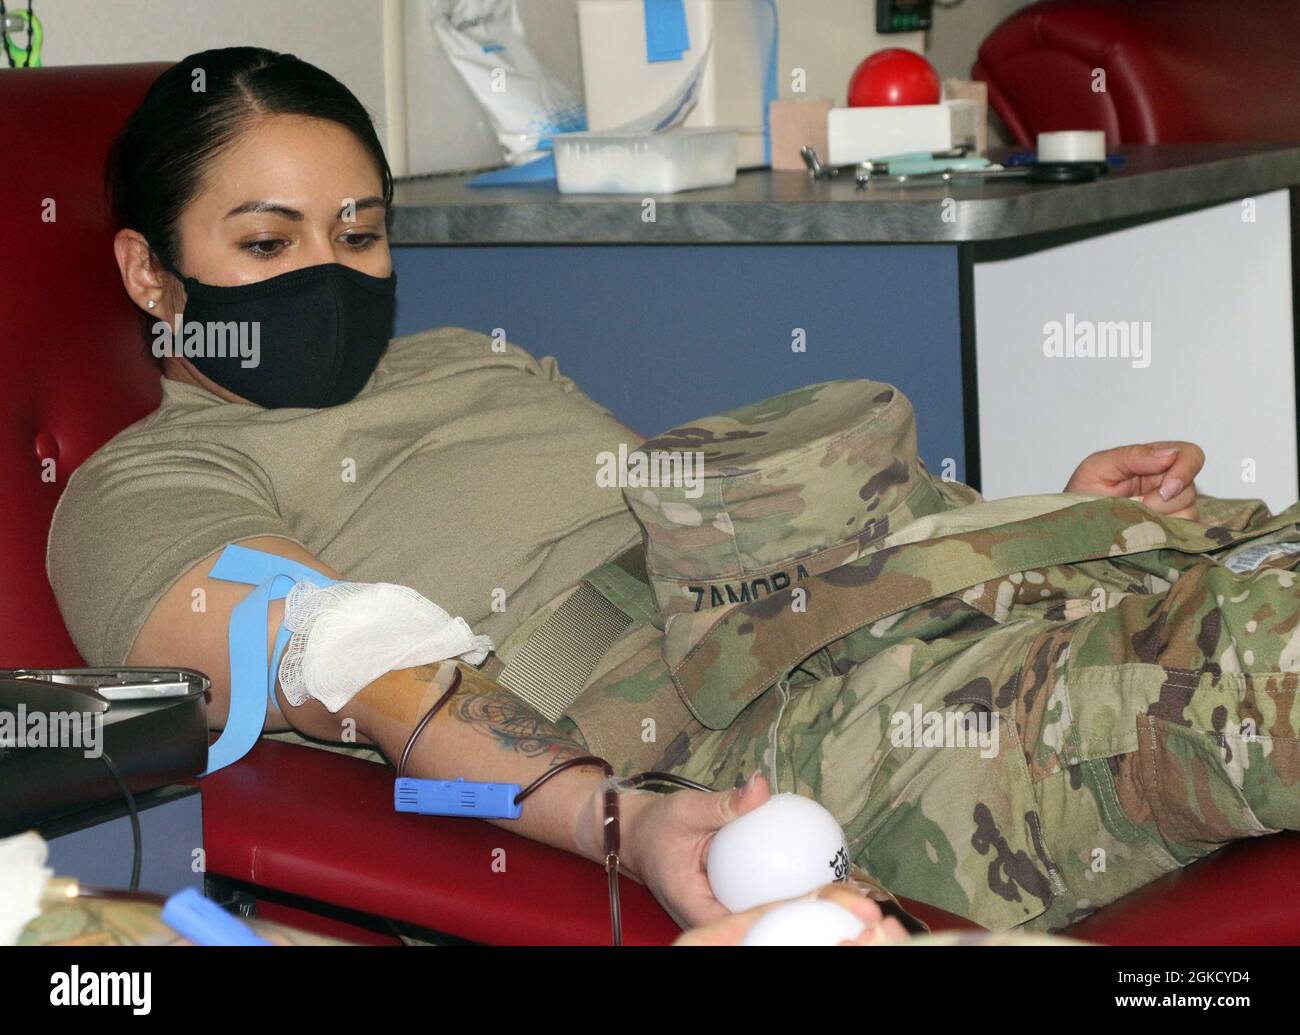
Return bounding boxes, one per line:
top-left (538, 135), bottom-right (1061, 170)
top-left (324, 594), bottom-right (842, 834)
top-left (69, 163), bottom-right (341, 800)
top-left (644, 0), bottom-right (690, 62)
top-left (466, 153), bottom-right (557, 187)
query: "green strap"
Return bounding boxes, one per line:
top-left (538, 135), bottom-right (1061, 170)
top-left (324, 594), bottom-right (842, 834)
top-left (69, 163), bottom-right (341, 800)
top-left (497, 545), bottom-right (656, 722)
top-left (585, 549), bottom-right (659, 626)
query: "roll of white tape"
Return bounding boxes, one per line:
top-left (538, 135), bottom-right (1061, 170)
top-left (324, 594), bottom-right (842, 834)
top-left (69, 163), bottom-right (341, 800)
top-left (1037, 130), bottom-right (1106, 163)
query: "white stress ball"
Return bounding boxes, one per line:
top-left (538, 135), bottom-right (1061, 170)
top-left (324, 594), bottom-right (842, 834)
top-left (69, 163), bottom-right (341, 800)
top-left (707, 792), bottom-right (850, 913)
top-left (740, 899), bottom-right (867, 946)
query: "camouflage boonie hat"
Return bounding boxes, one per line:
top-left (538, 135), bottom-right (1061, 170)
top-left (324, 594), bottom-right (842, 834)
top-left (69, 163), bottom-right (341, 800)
top-left (621, 379), bottom-right (953, 660)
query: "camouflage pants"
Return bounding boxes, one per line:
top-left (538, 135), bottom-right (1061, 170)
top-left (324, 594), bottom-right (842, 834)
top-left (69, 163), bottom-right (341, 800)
top-left (638, 522), bottom-right (1300, 933)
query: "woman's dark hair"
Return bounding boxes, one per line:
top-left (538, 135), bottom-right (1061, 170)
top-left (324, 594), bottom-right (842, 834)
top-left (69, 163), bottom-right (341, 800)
top-left (106, 46), bottom-right (394, 274)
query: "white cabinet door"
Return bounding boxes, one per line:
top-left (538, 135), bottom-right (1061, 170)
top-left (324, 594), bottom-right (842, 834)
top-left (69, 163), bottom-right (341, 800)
top-left (974, 190), bottom-right (1297, 514)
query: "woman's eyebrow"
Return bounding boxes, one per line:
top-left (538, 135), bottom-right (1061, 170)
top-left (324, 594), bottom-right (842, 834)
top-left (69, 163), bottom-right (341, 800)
top-left (225, 200), bottom-right (304, 220)
top-left (222, 197), bottom-right (385, 220)
top-left (345, 196), bottom-right (386, 217)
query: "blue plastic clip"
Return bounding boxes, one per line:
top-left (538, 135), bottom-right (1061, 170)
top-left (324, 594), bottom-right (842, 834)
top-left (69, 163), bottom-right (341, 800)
top-left (394, 777), bottom-right (523, 820)
top-left (161, 887), bottom-right (271, 946)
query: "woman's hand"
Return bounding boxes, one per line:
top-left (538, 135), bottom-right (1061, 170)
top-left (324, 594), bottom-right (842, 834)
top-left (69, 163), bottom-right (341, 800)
top-left (1065, 441), bottom-right (1204, 520)
top-left (673, 883), bottom-right (911, 946)
top-left (618, 771), bottom-right (773, 930)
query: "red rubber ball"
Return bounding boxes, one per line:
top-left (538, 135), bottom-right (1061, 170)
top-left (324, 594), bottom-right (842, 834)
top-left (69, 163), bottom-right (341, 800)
top-left (847, 48), bottom-right (941, 107)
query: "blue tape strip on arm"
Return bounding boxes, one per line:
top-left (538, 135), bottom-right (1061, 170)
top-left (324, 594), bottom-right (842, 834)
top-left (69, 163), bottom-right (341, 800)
top-left (200, 544), bottom-right (339, 776)
top-left (644, 0), bottom-right (689, 62)
top-left (208, 543), bottom-right (333, 588)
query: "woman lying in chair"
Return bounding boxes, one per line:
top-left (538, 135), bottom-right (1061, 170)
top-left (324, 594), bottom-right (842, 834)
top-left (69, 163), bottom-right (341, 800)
top-left (49, 46), bottom-right (1300, 936)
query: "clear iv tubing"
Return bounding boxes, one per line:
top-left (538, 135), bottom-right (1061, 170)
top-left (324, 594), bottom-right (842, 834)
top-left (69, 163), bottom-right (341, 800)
top-left (396, 666), bottom-right (712, 946)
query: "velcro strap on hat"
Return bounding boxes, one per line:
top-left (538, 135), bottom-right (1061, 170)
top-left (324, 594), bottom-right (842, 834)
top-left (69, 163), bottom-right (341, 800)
top-left (497, 546), bottom-right (656, 722)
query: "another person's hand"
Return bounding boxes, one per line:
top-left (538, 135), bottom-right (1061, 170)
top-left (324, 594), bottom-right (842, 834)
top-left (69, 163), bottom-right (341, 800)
top-left (619, 771), bottom-right (773, 930)
top-left (673, 883), bottom-right (911, 946)
top-left (1064, 441), bottom-right (1204, 520)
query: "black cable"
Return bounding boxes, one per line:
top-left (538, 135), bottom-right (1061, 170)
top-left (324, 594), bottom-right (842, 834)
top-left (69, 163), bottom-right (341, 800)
top-left (626, 771), bottom-right (712, 793)
top-left (98, 750), bottom-right (142, 893)
top-left (0, 2), bottom-right (12, 69)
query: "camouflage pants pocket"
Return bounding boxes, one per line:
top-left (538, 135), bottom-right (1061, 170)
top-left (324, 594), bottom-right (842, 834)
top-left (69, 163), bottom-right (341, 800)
top-left (1133, 713), bottom-right (1277, 864)
top-left (1069, 556), bottom-right (1300, 834)
top-left (1011, 623), bottom-right (1188, 930)
top-left (1027, 754), bottom-right (1184, 932)
top-left (1024, 555), bottom-right (1300, 923)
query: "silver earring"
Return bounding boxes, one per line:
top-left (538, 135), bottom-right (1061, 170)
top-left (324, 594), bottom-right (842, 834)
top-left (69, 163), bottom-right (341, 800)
top-left (146, 299), bottom-right (158, 309)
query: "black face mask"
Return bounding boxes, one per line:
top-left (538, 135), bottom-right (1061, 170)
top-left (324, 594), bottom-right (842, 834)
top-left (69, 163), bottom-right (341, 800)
top-left (170, 262), bottom-right (397, 409)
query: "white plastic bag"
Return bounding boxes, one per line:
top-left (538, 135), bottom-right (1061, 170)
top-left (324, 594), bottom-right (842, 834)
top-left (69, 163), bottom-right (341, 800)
top-left (428, 0), bottom-right (587, 165)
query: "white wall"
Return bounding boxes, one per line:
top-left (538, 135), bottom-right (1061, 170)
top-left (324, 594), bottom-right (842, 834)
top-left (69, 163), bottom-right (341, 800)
top-left (33, 0), bottom-right (581, 176)
top-left (33, 0), bottom-right (1036, 175)
top-left (33, 0), bottom-right (393, 148)
top-left (925, 0), bottom-right (1034, 81)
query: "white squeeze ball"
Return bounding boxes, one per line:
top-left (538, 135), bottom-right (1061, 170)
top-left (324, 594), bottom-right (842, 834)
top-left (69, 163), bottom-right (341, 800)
top-left (707, 793), bottom-right (850, 913)
top-left (740, 899), bottom-right (868, 946)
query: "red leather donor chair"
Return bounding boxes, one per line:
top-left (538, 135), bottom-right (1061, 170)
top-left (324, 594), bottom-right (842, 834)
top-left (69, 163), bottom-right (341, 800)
top-left (973, 0), bottom-right (1300, 148)
top-left (4, 62), bottom-right (1299, 945)
top-left (0, 61), bottom-right (672, 947)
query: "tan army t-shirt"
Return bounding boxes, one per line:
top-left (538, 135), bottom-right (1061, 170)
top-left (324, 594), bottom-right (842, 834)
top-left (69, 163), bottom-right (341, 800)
top-left (46, 327), bottom-right (644, 667)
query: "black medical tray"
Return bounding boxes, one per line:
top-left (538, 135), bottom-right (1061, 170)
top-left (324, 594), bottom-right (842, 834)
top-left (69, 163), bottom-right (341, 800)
top-left (0, 667), bottom-right (209, 836)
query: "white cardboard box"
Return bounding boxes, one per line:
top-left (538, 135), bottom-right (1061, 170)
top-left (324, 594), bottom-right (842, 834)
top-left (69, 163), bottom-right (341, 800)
top-left (577, 0), bottom-right (922, 168)
top-left (827, 99), bottom-right (979, 165)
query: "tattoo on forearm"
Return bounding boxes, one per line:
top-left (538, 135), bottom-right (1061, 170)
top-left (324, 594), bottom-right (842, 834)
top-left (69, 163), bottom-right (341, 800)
top-left (452, 694), bottom-right (586, 763)
top-left (411, 664), bottom-right (584, 763)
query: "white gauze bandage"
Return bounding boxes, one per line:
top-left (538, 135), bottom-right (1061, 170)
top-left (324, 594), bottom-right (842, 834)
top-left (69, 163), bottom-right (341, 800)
top-left (277, 580), bottom-right (494, 712)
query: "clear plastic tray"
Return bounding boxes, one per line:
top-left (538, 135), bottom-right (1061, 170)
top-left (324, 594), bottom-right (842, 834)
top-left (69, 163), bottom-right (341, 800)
top-left (553, 128), bottom-right (739, 195)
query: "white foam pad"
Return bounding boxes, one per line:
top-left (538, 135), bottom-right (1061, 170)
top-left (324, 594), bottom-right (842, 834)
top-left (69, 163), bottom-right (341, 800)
top-left (278, 581), bottom-right (493, 712)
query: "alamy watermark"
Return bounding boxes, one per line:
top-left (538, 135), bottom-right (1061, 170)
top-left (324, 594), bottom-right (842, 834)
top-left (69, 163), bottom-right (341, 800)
top-left (1042, 313), bottom-right (1151, 369)
top-left (151, 316), bottom-right (260, 368)
top-left (596, 444), bottom-right (705, 499)
top-left (50, 967), bottom-right (150, 1014)
top-left (0, 705), bottom-right (103, 758)
top-left (890, 704), bottom-right (1000, 759)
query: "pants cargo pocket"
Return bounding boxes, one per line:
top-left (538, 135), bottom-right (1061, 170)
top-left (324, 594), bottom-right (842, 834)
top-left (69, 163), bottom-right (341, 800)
top-left (1134, 714), bottom-right (1277, 865)
top-left (1011, 623), bottom-right (1188, 930)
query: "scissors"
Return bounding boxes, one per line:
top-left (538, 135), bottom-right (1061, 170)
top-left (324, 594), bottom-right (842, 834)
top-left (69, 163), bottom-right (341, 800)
top-left (801, 145), bottom-right (990, 182)
top-left (801, 145), bottom-right (1110, 189)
